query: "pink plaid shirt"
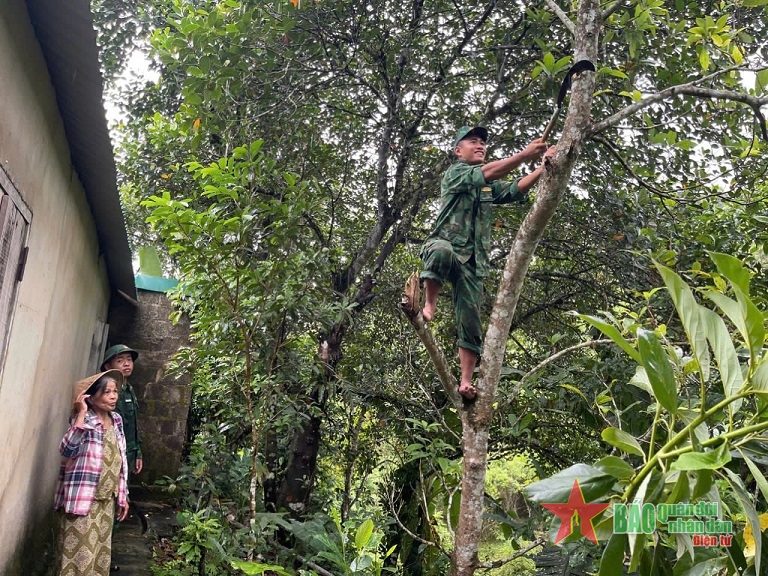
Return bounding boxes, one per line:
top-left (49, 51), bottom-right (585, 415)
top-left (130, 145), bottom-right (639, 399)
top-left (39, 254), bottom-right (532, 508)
top-left (53, 410), bottom-right (129, 515)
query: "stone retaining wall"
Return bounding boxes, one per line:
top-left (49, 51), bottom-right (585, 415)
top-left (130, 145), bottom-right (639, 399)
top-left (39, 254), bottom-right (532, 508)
top-left (107, 288), bottom-right (191, 484)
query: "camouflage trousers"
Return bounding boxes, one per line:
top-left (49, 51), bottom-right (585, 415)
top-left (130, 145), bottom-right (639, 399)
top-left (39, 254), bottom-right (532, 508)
top-left (420, 239), bottom-right (484, 355)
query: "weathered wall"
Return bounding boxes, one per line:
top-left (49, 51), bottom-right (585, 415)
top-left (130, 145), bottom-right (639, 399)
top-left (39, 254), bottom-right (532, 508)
top-left (0, 1), bottom-right (112, 574)
top-left (107, 289), bottom-right (192, 485)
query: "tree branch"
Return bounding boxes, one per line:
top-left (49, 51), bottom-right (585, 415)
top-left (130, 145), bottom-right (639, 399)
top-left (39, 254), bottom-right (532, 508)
top-left (475, 537), bottom-right (546, 570)
top-left (295, 554), bottom-right (338, 576)
top-left (387, 483), bottom-right (450, 557)
top-left (544, 0), bottom-right (575, 36)
top-left (500, 339), bottom-right (615, 409)
top-left (590, 66), bottom-right (768, 141)
top-left (399, 273), bottom-right (463, 408)
top-left (601, 0), bottom-right (626, 21)
top-left (591, 135), bottom-right (676, 199)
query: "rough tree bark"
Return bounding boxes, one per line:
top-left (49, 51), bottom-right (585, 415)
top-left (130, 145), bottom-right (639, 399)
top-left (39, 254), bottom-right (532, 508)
top-left (276, 325), bottom-right (345, 515)
top-left (452, 1), bottom-right (600, 572)
top-left (403, 1), bottom-right (600, 573)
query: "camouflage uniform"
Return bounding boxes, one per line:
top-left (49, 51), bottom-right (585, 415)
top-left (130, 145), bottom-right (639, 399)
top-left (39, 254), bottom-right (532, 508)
top-left (116, 381), bottom-right (142, 473)
top-left (420, 160), bottom-right (527, 354)
top-left (101, 344), bottom-right (142, 474)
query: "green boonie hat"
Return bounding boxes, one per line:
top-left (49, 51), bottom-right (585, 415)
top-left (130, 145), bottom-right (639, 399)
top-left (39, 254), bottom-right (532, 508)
top-left (101, 344), bottom-right (138, 370)
top-left (453, 125), bottom-right (488, 147)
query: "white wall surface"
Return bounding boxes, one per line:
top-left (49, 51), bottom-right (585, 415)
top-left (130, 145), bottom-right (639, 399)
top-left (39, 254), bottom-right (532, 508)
top-left (0, 1), bottom-right (112, 573)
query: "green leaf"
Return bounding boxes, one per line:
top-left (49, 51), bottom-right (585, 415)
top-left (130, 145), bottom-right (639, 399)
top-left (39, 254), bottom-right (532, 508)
top-left (670, 443), bottom-right (731, 471)
top-left (523, 463), bottom-right (615, 503)
top-left (580, 314), bottom-right (641, 363)
top-left (629, 531), bottom-right (649, 572)
top-left (709, 252), bottom-right (751, 293)
top-left (628, 471), bottom-right (657, 570)
top-left (724, 468), bottom-right (762, 574)
top-left (354, 518), bottom-right (374, 550)
top-left (752, 358), bottom-right (768, 412)
top-left (676, 408), bottom-right (710, 443)
top-left (691, 469), bottom-right (713, 500)
top-left (628, 366), bottom-right (653, 395)
top-left (594, 455), bottom-right (635, 479)
top-left (725, 532), bottom-right (749, 572)
top-left (553, 56), bottom-right (573, 74)
top-left (638, 329), bottom-right (678, 414)
top-left (231, 561), bottom-right (292, 576)
top-left (739, 450), bottom-right (768, 508)
top-left (758, 68), bottom-right (768, 93)
top-left (559, 383), bottom-right (589, 403)
top-left (350, 555), bottom-right (372, 572)
top-left (699, 308), bottom-right (743, 414)
top-left (599, 532), bottom-right (627, 575)
top-left (674, 534), bottom-right (695, 566)
top-left (709, 254), bottom-right (764, 359)
top-left (656, 263), bottom-right (710, 383)
top-left (707, 290), bottom-right (764, 364)
top-left (185, 92), bottom-right (203, 106)
top-left (666, 470), bottom-right (691, 504)
top-left (738, 441), bottom-right (768, 466)
top-left (698, 47), bottom-right (710, 70)
top-left (602, 427), bottom-right (645, 457)
top-left (448, 489), bottom-right (461, 531)
top-left (602, 68), bottom-right (629, 79)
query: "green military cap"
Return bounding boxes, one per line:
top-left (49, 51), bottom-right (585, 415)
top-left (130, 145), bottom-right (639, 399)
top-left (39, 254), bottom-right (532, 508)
top-left (101, 344), bottom-right (139, 370)
top-left (453, 125), bottom-right (488, 147)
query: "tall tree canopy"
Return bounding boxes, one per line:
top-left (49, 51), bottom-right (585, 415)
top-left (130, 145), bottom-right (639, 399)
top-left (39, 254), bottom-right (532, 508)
top-left (96, 0), bottom-right (768, 573)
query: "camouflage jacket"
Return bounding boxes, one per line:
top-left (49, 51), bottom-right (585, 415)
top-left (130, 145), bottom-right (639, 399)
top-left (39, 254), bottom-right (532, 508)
top-left (116, 380), bottom-right (142, 458)
top-left (422, 160), bottom-right (527, 278)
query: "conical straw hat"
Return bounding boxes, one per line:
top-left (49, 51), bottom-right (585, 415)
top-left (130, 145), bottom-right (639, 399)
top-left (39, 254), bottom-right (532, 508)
top-left (71, 369), bottom-right (124, 405)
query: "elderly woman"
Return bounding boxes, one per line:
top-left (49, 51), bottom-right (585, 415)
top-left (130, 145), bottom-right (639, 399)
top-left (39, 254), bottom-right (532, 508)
top-left (54, 369), bottom-right (130, 576)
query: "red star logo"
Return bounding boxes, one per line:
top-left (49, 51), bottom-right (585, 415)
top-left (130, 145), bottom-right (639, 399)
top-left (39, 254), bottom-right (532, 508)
top-left (542, 479), bottom-right (610, 544)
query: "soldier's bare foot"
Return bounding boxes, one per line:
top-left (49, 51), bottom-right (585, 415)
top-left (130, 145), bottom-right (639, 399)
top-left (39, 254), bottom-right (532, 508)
top-left (458, 381), bottom-right (477, 400)
top-left (422, 303), bottom-right (436, 322)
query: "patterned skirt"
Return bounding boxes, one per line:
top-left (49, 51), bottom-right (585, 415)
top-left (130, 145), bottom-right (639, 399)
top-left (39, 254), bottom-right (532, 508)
top-left (57, 426), bottom-right (122, 576)
top-left (57, 499), bottom-right (116, 576)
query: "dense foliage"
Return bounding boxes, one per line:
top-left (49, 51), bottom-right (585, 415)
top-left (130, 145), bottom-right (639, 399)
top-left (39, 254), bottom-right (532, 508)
top-left (93, 0), bottom-right (768, 573)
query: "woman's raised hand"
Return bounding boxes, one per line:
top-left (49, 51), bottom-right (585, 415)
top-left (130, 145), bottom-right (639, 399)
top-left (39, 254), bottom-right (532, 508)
top-left (71, 392), bottom-right (90, 427)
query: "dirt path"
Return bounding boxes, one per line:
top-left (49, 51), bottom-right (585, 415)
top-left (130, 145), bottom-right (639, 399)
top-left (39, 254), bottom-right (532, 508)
top-left (110, 496), bottom-right (177, 575)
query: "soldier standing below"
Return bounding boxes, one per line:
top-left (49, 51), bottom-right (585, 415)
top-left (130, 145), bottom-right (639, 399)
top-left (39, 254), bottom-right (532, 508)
top-left (420, 126), bottom-right (555, 400)
top-left (101, 344), bottom-right (143, 475)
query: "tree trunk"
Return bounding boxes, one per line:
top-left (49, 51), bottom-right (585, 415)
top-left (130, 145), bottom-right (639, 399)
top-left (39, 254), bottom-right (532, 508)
top-left (450, 424), bottom-right (490, 576)
top-left (385, 460), bottom-right (430, 575)
top-left (263, 414), bottom-right (280, 513)
top-left (276, 327), bottom-right (345, 515)
top-left (341, 406), bottom-right (366, 523)
top-left (449, 1), bottom-right (601, 573)
top-left (276, 410), bottom-right (322, 516)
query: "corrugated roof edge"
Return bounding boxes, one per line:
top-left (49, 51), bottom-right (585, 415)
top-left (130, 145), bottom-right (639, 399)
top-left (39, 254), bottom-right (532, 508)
top-left (25, 0), bottom-right (136, 299)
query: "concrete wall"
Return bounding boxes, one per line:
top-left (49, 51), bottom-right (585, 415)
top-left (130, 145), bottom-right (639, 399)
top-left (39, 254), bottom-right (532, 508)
top-left (0, 1), bottom-right (112, 574)
top-left (107, 289), bottom-right (192, 485)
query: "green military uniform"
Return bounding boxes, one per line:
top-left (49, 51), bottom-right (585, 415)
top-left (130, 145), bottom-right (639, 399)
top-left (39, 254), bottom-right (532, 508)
top-left (420, 160), bottom-right (527, 354)
top-left (101, 344), bottom-right (142, 473)
top-left (116, 380), bottom-right (142, 472)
